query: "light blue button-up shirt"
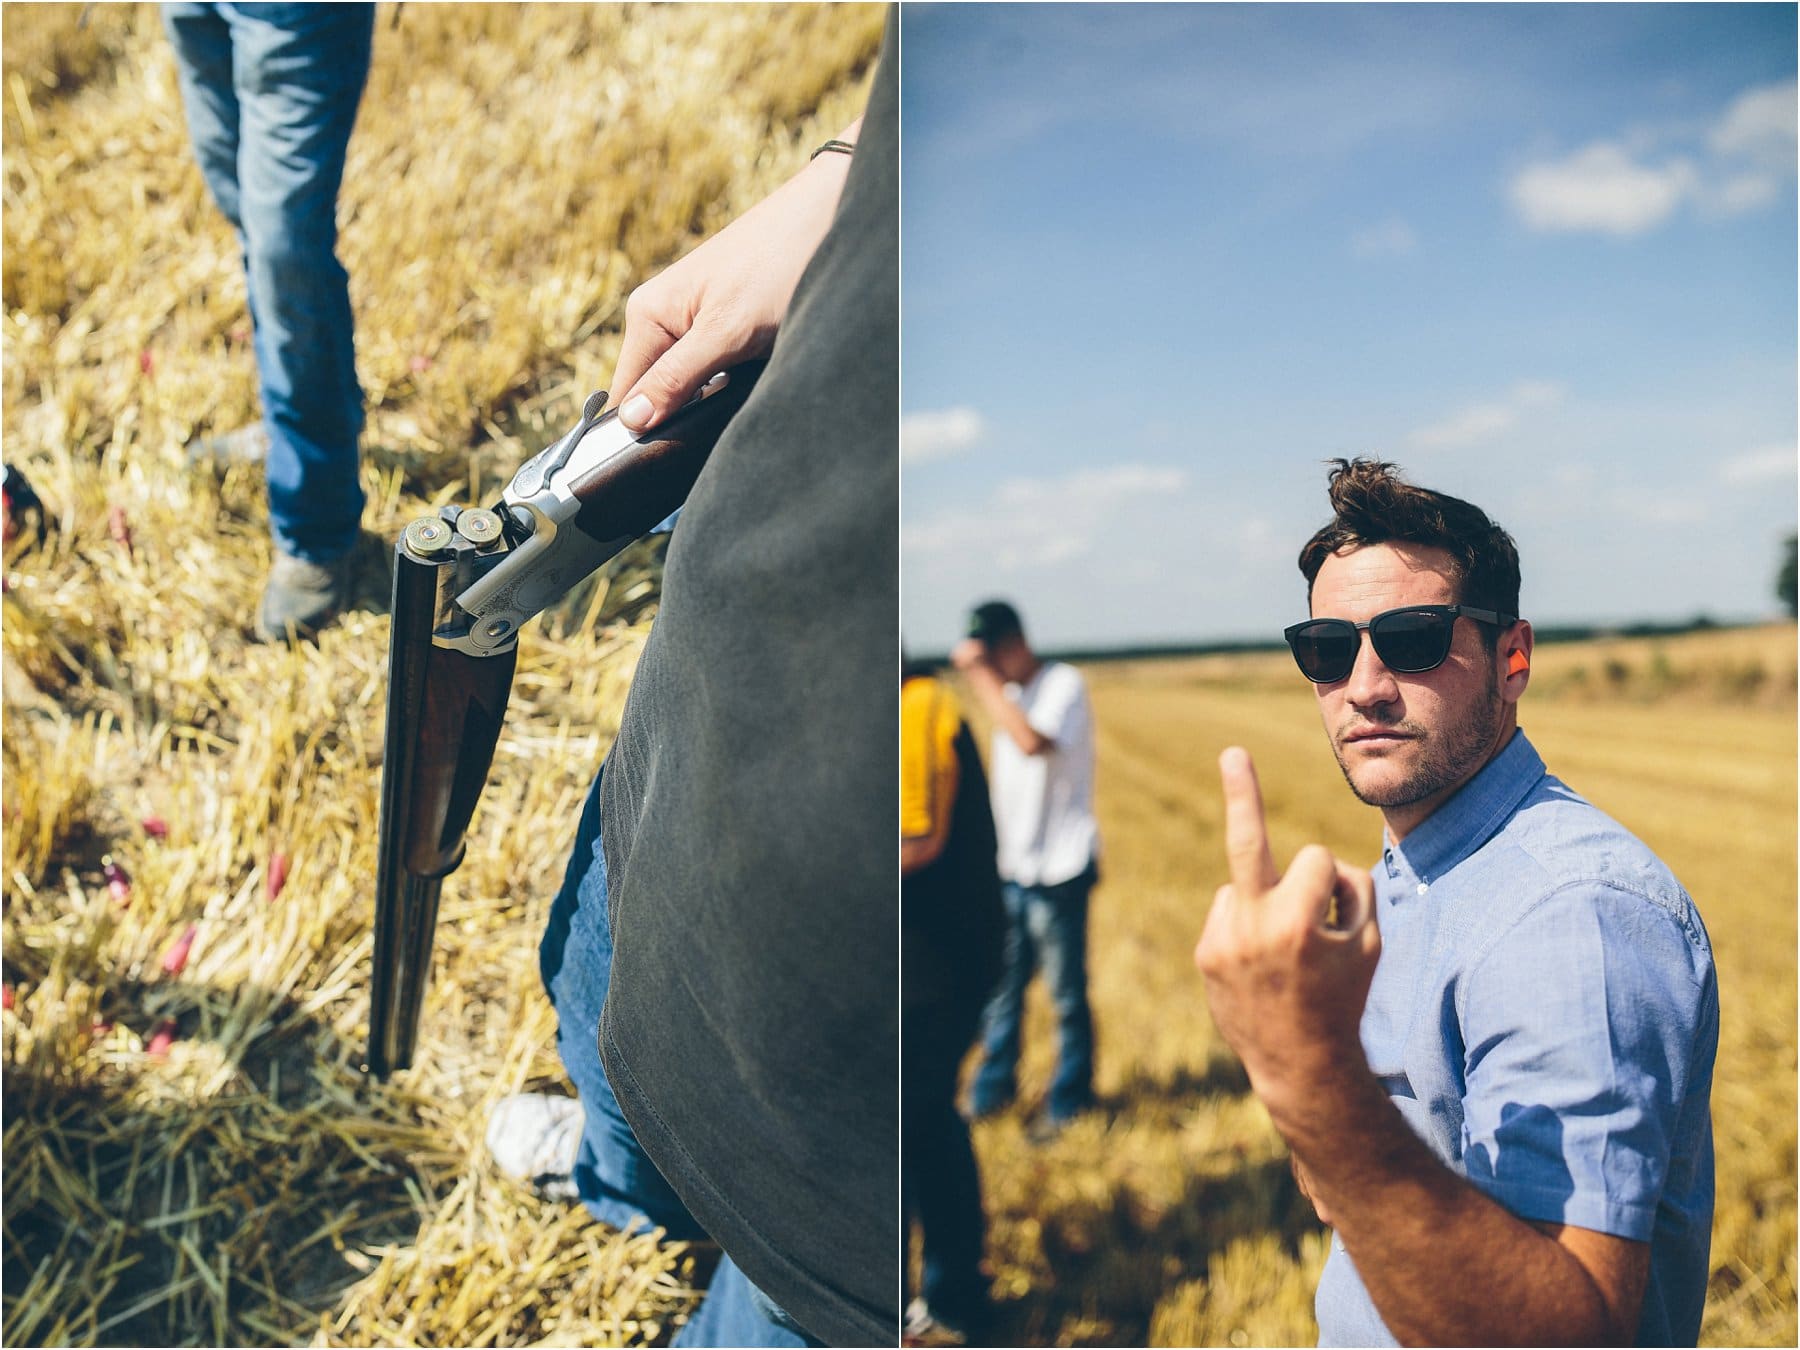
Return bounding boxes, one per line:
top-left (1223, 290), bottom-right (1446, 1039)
top-left (1314, 730), bottom-right (1718, 1347)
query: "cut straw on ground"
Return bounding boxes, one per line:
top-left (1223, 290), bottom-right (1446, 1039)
top-left (3, 5), bottom-right (883, 1345)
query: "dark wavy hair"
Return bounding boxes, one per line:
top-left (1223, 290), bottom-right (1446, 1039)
top-left (1299, 459), bottom-right (1521, 643)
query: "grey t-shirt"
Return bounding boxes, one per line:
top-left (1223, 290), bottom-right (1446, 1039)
top-left (597, 27), bottom-right (897, 1349)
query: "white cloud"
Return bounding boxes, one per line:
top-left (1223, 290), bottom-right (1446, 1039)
top-left (1697, 81), bottom-right (1798, 221)
top-left (1713, 173), bottom-right (1779, 214)
top-left (1407, 380), bottom-right (1566, 452)
top-left (1612, 489), bottom-right (1708, 527)
top-left (994, 464), bottom-right (1186, 511)
top-left (1710, 81), bottom-right (1798, 165)
top-left (1510, 380), bottom-right (1567, 409)
top-left (1720, 444), bottom-right (1797, 485)
top-left (1409, 401), bottom-right (1517, 451)
top-left (1349, 217), bottom-right (1418, 258)
top-left (1508, 144), bottom-right (1695, 236)
top-left (903, 463), bottom-right (1187, 571)
top-left (1509, 79), bottom-right (1797, 237)
top-left (902, 406), bottom-right (985, 465)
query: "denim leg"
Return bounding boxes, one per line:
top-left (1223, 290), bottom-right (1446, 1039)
top-left (184, 3), bottom-right (373, 562)
top-left (162, 5), bottom-right (244, 228)
top-left (969, 882), bottom-right (1032, 1113)
top-left (1031, 878), bottom-right (1096, 1120)
top-left (672, 1255), bottom-right (819, 1349)
top-left (539, 768), bottom-right (705, 1240)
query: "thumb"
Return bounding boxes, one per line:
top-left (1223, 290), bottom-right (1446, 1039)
top-left (1275, 843), bottom-right (1341, 929)
top-left (1328, 859), bottom-right (1378, 938)
top-left (1194, 882), bottom-right (1236, 974)
top-left (616, 324), bottom-right (734, 433)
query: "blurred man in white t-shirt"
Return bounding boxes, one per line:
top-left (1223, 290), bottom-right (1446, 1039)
top-left (951, 600), bottom-right (1101, 1136)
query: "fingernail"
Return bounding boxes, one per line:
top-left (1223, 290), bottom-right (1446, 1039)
top-left (620, 394), bottom-right (653, 429)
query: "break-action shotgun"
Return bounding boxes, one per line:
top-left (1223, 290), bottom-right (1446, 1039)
top-left (368, 361), bottom-right (765, 1078)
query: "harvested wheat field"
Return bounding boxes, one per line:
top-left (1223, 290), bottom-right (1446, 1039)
top-left (961, 624), bottom-right (1797, 1346)
top-left (2, 4), bottom-right (883, 1345)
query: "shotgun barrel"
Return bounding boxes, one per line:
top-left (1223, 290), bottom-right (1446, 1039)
top-left (369, 513), bottom-right (517, 1079)
top-left (368, 361), bottom-right (766, 1077)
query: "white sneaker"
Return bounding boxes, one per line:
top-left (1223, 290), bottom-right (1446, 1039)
top-left (187, 424), bottom-right (271, 465)
top-left (486, 1093), bottom-right (584, 1203)
top-left (903, 1297), bottom-right (969, 1347)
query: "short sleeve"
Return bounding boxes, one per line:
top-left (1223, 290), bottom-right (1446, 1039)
top-left (901, 679), bottom-right (959, 841)
top-left (1024, 665), bottom-right (1087, 744)
top-left (1457, 883), bottom-right (1713, 1241)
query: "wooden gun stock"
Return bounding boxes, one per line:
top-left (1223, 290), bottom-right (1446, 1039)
top-left (367, 361), bottom-right (765, 1078)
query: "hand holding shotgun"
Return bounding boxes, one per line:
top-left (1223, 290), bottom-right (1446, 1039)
top-left (609, 115), bottom-right (861, 433)
top-left (369, 364), bottom-right (763, 1078)
top-left (369, 120), bottom-right (861, 1079)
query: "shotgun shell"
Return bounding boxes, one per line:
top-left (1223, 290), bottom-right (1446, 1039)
top-left (161, 924), bottom-right (197, 977)
top-left (142, 815), bottom-right (169, 840)
top-left (102, 855), bottom-right (131, 905)
top-left (147, 1018), bottom-right (178, 1056)
top-left (458, 508), bottom-right (504, 547)
top-left (402, 517), bottom-right (452, 558)
top-left (108, 506), bottom-right (133, 559)
top-left (266, 851), bottom-right (290, 902)
top-left (2, 984), bottom-right (13, 1011)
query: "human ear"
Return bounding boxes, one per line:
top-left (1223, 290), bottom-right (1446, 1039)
top-left (1500, 621), bottom-right (1533, 701)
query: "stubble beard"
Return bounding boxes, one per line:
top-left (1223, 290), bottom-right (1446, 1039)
top-left (1331, 660), bottom-right (1503, 810)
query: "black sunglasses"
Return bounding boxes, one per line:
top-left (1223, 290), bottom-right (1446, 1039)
top-left (1283, 604), bottom-right (1517, 684)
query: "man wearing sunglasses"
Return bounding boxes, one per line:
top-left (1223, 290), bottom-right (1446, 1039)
top-left (1195, 459), bottom-right (1717, 1346)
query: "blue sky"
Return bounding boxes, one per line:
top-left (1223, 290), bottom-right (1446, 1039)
top-left (900, 3), bottom-right (1798, 652)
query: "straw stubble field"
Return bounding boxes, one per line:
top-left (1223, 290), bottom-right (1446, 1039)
top-left (963, 626), bottom-right (1797, 1346)
top-left (2, 5), bottom-right (882, 1345)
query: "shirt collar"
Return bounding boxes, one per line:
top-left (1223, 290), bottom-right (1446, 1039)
top-left (1385, 728), bottom-right (1545, 887)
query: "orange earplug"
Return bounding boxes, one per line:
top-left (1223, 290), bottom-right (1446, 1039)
top-left (1508, 650), bottom-right (1530, 676)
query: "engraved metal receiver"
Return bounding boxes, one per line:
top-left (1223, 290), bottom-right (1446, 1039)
top-left (368, 361), bottom-right (765, 1077)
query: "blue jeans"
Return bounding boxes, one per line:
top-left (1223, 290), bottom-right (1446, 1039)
top-left (969, 870), bottom-right (1097, 1122)
top-left (163, 2), bottom-right (370, 564)
top-left (539, 769), bottom-right (817, 1348)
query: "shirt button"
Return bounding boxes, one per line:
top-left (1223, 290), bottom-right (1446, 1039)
top-left (1416, 882), bottom-right (1429, 895)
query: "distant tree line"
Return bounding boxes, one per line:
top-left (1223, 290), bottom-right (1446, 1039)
top-left (1779, 533), bottom-right (1796, 620)
top-left (915, 536), bottom-right (1800, 672)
